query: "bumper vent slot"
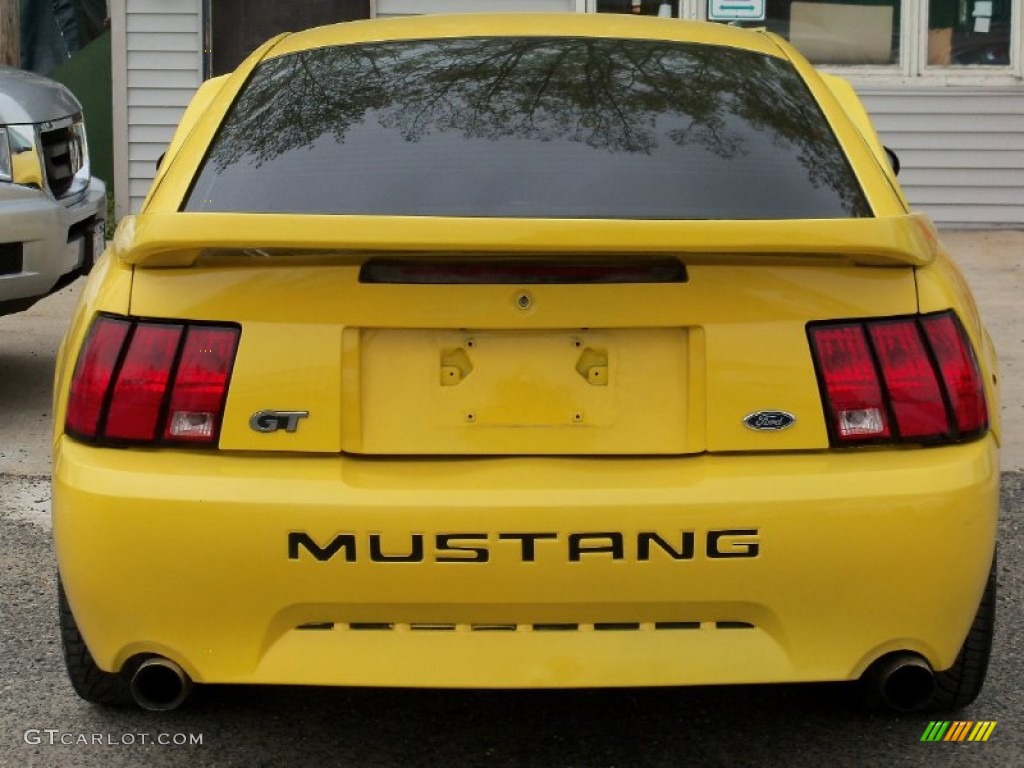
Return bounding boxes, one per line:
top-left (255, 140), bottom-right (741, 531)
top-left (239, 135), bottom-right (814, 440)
top-left (533, 623), bottom-right (579, 632)
top-left (349, 622), bottom-right (393, 631)
top-left (470, 624), bottom-right (518, 632)
top-left (655, 621), bottom-right (702, 630)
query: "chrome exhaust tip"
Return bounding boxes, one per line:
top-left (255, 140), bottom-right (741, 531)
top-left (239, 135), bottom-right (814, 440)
top-left (863, 652), bottom-right (936, 712)
top-left (130, 657), bottom-right (192, 712)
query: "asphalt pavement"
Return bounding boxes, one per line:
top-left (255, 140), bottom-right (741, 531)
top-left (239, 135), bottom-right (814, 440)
top-left (1, 231), bottom-right (1022, 767)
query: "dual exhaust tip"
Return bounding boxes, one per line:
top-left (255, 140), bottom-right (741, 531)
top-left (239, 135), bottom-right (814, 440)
top-left (862, 652), bottom-right (937, 712)
top-left (126, 651), bottom-right (937, 713)
top-left (130, 657), bottom-right (192, 712)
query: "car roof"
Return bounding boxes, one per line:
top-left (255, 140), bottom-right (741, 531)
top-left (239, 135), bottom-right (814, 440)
top-left (0, 65), bottom-right (82, 125)
top-left (265, 13), bottom-right (787, 61)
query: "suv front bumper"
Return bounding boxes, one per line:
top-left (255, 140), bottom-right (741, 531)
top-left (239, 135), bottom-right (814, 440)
top-left (0, 178), bottom-right (105, 315)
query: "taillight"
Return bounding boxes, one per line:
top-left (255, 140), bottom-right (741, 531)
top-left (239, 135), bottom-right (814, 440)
top-left (921, 314), bottom-right (989, 435)
top-left (163, 327), bottom-right (239, 442)
top-left (807, 324), bottom-right (890, 441)
top-left (65, 315), bottom-right (240, 446)
top-left (105, 324), bottom-right (183, 441)
top-left (65, 317), bottom-right (131, 438)
top-left (868, 321), bottom-right (947, 440)
top-left (809, 311), bottom-right (988, 446)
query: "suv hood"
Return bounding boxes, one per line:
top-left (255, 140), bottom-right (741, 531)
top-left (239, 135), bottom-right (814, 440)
top-left (0, 65), bottom-right (82, 124)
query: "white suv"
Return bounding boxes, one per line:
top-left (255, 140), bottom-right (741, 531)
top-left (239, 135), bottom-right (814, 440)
top-left (0, 66), bottom-right (106, 317)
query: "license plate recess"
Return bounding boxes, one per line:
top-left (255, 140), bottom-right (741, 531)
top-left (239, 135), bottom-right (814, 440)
top-left (350, 328), bottom-right (689, 455)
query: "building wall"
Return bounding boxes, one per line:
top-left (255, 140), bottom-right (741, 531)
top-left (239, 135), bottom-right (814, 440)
top-left (114, 2), bottom-right (1024, 227)
top-left (112, 0), bottom-right (203, 218)
top-left (859, 87), bottom-right (1024, 228)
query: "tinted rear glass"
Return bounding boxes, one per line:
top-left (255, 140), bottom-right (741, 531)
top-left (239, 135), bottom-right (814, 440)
top-left (184, 37), bottom-right (871, 219)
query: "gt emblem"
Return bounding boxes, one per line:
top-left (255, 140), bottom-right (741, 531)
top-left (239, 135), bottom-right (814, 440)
top-left (250, 410), bottom-right (309, 433)
top-left (744, 411), bottom-right (796, 431)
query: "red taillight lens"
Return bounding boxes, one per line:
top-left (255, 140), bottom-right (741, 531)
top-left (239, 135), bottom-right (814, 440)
top-left (65, 315), bottom-right (239, 446)
top-left (868, 321), bottom-right (948, 440)
top-left (164, 326), bottom-right (240, 442)
top-left (922, 314), bottom-right (989, 434)
top-left (105, 324), bottom-right (183, 441)
top-left (65, 317), bottom-right (131, 439)
top-left (810, 311), bottom-right (988, 446)
top-left (809, 324), bottom-right (890, 441)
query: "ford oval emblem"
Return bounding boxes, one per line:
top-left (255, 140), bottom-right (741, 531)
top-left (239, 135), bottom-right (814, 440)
top-left (744, 411), bottom-right (796, 431)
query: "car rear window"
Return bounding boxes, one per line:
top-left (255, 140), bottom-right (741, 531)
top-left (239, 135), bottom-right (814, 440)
top-left (184, 37), bottom-right (871, 219)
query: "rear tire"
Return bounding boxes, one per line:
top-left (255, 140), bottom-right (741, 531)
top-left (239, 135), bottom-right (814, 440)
top-left (931, 555), bottom-right (996, 711)
top-left (58, 577), bottom-right (133, 707)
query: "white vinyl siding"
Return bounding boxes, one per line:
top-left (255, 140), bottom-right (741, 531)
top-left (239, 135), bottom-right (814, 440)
top-left (860, 88), bottom-right (1024, 228)
top-left (113, 0), bottom-right (202, 217)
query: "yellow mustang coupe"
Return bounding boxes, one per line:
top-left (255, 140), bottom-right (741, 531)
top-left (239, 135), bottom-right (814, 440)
top-left (52, 14), bottom-right (998, 712)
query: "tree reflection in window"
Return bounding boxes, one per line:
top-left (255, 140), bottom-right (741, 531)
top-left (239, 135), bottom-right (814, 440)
top-left (186, 37), bottom-right (870, 219)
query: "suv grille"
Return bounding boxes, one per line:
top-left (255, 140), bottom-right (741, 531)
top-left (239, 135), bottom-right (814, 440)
top-left (40, 124), bottom-right (83, 198)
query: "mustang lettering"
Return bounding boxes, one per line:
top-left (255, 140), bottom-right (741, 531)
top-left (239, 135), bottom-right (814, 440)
top-left (287, 530), bottom-right (761, 563)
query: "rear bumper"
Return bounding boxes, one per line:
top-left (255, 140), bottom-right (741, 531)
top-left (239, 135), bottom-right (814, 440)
top-left (52, 436), bottom-right (999, 688)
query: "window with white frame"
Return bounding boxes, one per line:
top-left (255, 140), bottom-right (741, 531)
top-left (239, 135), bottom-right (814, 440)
top-left (928, 0), bottom-right (1011, 65)
top-left (592, 0), bottom-right (1018, 73)
top-left (594, 1), bottom-right (680, 15)
top-left (761, 1), bottom-right (902, 65)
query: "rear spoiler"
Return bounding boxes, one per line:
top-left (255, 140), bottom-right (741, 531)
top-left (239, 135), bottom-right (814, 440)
top-left (114, 212), bottom-right (940, 268)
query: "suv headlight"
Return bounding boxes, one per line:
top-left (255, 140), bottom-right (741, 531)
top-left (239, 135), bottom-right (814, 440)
top-left (3, 124), bottom-right (45, 189)
top-left (0, 127), bottom-right (11, 182)
top-left (70, 119), bottom-right (92, 193)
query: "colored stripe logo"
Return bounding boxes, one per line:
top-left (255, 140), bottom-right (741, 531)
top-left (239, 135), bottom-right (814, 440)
top-left (921, 721), bottom-right (997, 742)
